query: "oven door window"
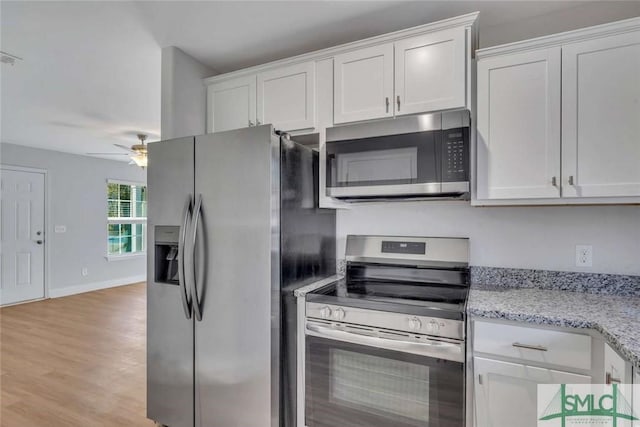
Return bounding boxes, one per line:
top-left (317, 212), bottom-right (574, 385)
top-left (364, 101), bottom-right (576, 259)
top-left (325, 131), bottom-right (440, 188)
top-left (306, 335), bottom-right (464, 427)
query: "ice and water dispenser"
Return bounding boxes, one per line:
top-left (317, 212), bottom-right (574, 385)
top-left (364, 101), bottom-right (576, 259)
top-left (154, 225), bottom-right (181, 285)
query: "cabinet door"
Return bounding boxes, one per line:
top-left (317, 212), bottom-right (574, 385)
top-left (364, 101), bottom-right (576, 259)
top-left (395, 28), bottom-right (466, 116)
top-left (476, 48), bottom-right (561, 200)
top-left (604, 343), bottom-right (632, 385)
top-left (207, 75), bottom-right (257, 133)
top-left (257, 61), bottom-right (315, 131)
top-left (474, 357), bottom-right (591, 427)
top-left (562, 30), bottom-right (640, 198)
top-left (334, 44), bottom-right (394, 124)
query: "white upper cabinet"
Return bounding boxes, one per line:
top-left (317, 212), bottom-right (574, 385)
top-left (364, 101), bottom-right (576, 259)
top-left (477, 47), bottom-right (561, 200)
top-left (395, 28), bottom-right (467, 116)
top-left (561, 31), bottom-right (640, 198)
top-left (475, 17), bottom-right (640, 205)
top-left (257, 61), bottom-right (316, 131)
top-left (207, 75), bottom-right (256, 133)
top-left (333, 44), bottom-right (394, 124)
top-left (334, 27), bottom-right (469, 124)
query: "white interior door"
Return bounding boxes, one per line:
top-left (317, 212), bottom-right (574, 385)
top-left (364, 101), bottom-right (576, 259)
top-left (1, 168), bottom-right (45, 305)
top-left (562, 30), bottom-right (640, 198)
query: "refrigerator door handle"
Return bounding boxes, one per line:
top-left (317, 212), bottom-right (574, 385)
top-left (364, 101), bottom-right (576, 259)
top-left (190, 194), bottom-right (204, 321)
top-left (178, 196), bottom-right (193, 319)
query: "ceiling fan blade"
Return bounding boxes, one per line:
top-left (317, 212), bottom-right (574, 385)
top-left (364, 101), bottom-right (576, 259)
top-left (114, 144), bottom-right (135, 153)
top-left (86, 152), bottom-right (130, 156)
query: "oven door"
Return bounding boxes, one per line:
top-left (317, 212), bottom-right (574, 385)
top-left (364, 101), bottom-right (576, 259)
top-left (305, 321), bottom-right (465, 427)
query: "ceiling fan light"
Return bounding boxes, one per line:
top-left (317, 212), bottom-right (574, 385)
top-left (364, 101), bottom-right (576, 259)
top-left (131, 153), bottom-right (148, 168)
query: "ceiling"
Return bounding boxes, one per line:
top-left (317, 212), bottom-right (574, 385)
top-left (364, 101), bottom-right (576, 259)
top-left (1, 1), bottom-right (631, 161)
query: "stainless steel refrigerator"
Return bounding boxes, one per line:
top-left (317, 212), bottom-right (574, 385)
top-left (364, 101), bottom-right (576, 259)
top-left (147, 125), bottom-right (335, 427)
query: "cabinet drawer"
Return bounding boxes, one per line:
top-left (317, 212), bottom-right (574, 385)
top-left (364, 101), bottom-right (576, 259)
top-left (473, 320), bottom-right (591, 370)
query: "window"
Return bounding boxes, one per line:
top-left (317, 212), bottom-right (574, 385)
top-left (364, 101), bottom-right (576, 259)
top-left (107, 181), bottom-right (147, 257)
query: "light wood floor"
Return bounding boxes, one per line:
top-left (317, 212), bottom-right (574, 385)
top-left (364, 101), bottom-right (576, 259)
top-left (0, 283), bottom-right (154, 426)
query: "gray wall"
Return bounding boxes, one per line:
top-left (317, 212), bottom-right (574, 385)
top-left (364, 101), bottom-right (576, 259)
top-left (480, 1), bottom-right (640, 48)
top-left (161, 46), bottom-right (215, 139)
top-left (1, 143), bottom-right (147, 294)
top-left (337, 202), bottom-right (640, 275)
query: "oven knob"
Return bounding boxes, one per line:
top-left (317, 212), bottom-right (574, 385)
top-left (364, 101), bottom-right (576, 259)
top-left (408, 317), bottom-right (422, 330)
top-left (428, 320), bottom-right (440, 334)
top-left (320, 306), bottom-right (332, 319)
top-left (334, 308), bottom-right (345, 320)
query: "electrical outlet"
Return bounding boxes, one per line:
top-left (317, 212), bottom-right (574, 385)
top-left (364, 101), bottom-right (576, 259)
top-left (575, 245), bottom-right (593, 267)
top-left (81, 267), bottom-right (88, 276)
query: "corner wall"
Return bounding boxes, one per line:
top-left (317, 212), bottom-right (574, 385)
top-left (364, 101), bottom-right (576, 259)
top-left (1, 143), bottom-right (147, 295)
top-left (161, 46), bottom-right (215, 139)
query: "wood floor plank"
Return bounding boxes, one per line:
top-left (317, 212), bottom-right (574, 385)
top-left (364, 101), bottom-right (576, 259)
top-left (0, 283), bottom-right (154, 426)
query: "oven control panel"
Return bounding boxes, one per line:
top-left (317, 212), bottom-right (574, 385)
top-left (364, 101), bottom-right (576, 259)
top-left (306, 302), bottom-right (464, 341)
top-left (441, 128), bottom-right (469, 182)
top-left (381, 240), bottom-right (426, 255)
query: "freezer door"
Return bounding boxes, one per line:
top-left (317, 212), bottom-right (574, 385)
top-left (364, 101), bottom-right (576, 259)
top-left (147, 136), bottom-right (195, 427)
top-left (193, 126), bottom-right (281, 427)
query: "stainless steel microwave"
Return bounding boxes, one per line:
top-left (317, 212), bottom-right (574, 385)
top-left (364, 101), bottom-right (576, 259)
top-left (324, 110), bottom-right (470, 201)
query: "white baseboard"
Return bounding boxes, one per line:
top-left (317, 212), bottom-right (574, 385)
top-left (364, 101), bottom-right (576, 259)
top-left (49, 275), bottom-right (147, 298)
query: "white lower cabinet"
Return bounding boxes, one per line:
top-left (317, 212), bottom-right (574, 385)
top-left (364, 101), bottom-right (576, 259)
top-left (604, 342), bottom-right (632, 385)
top-left (474, 357), bottom-right (591, 427)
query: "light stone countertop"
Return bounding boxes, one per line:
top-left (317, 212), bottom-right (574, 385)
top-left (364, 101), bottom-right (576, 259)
top-left (468, 287), bottom-right (640, 370)
top-left (293, 275), bottom-right (342, 298)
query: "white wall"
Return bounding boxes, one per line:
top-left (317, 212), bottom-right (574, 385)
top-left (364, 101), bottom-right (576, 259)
top-left (480, 1), bottom-right (640, 48)
top-left (337, 202), bottom-right (640, 275)
top-left (161, 46), bottom-right (215, 139)
top-left (1, 143), bottom-right (147, 295)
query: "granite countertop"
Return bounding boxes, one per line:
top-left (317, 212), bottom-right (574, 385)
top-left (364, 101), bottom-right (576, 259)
top-left (468, 287), bottom-right (640, 370)
top-left (293, 275), bottom-right (342, 298)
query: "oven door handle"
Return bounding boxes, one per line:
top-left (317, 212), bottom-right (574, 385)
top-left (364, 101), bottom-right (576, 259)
top-left (306, 322), bottom-right (464, 363)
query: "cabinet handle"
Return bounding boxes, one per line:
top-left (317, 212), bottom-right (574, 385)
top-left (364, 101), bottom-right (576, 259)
top-left (385, 97), bottom-right (390, 113)
top-left (568, 175), bottom-right (575, 185)
top-left (606, 372), bottom-right (621, 385)
top-left (478, 374), bottom-right (483, 385)
top-left (551, 176), bottom-right (557, 187)
top-left (256, 119), bottom-right (261, 125)
top-left (248, 120), bottom-right (254, 127)
top-left (512, 342), bottom-right (548, 352)
top-left (397, 95), bottom-right (401, 111)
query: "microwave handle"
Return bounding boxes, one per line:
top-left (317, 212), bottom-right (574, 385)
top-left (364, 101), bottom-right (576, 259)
top-left (306, 322), bottom-right (464, 363)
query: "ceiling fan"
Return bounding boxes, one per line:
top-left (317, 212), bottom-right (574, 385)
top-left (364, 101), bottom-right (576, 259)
top-left (87, 134), bottom-right (148, 168)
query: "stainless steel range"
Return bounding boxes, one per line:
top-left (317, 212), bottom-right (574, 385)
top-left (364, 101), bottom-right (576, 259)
top-left (304, 235), bottom-right (469, 427)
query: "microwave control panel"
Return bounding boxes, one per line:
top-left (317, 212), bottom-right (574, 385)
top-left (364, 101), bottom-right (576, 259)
top-left (442, 129), bottom-right (469, 182)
